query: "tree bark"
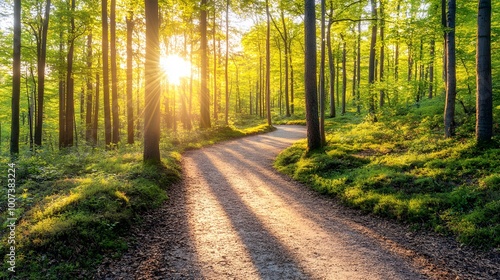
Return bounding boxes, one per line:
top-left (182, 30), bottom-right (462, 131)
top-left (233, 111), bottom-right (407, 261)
top-left (102, 0), bottom-right (112, 145)
top-left (111, 0), bottom-right (119, 145)
top-left (144, 0), bottom-right (161, 162)
top-left (200, 0), bottom-right (211, 129)
top-left (304, 0), bottom-right (321, 151)
top-left (127, 12), bottom-right (134, 144)
top-left (319, 0), bottom-right (326, 145)
top-left (225, 0), bottom-right (230, 125)
top-left (35, 0), bottom-right (51, 147)
top-left (64, 0), bottom-right (76, 147)
top-left (476, 0), bottom-right (492, 142)
top-left (444, 0), bottom-right (456, 138)
top-left (368, 0), bottom-right (377, 119)
top-left (265, 0), bottom-right (272, 125)
top-left (11, 0), bottom-right (21, 155)
top-left (85, 34), bottom-right (93, 144)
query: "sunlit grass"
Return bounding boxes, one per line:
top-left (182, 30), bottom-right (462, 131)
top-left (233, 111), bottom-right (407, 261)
top-left (275, 98), bottom-right (500, 249)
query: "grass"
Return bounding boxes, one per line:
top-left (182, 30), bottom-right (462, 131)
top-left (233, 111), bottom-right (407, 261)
top-left (0, 115), bottom-right (271, 279)
top-left (275, 97), bottom-right (500, 249)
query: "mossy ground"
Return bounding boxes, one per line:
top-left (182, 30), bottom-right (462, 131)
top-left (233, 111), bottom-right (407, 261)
top-left (275, 98), bottom-right (500, 249)
top-left (0, 115), bottom-right (270, 279)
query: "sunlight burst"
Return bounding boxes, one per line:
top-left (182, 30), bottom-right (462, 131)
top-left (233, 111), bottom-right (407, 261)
top-left (160, 54), bottom-right (191, 85)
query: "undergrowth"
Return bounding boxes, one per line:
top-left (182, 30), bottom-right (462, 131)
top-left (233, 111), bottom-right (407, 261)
top-left (275, 97), bottom-right (500, 249)
top-left (0, 117), bottom-right (270, 279)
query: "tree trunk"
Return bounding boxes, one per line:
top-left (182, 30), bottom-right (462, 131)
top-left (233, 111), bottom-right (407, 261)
top-left (342, 39), bottom-right (347, 115)
top-left (281, 10), bottom-right (290, 117)
top-left (58, 31), bottom-right (66, 149)
top-left (476, 0), bottom-right (492, 142)
top-left (444, 0), bottom-right (456, 138)
top-left (200, 0), bottom-right (211, 129)
top-left (144, 0), bottom-right (161, 162)
top-left (225, 0), bottom-right (230, 125)
top-left (368, 0), bottom-right (377, 119)
top-left (11, 0), bottom-right (21, 155)
top-left (102, 0), bottom-right (111, 145)
top-left (111, 0), bottom-right (119, 145)
top-left (304, 0), bottom-right (321, 151)
top-left (319, 0), bottom-right (326, 144)
top-left (327, 2), bottom-right (335, 118)
top-left (85, 34), bottom-right (93, 144)
top-left (35, 0), bottom-right (51, 147)
top-left (356, 20), bottom-right (361, 114)
top-left (213, 11), bottom-right (218, 121)
top-left (64, 0), bottom-right (76, 147)
top-left (265, 0), bottom-right (272, 125)
top-left (127, 12), bottom-right (134, 144)
top-left (379, 0), bottom-right (385, 108)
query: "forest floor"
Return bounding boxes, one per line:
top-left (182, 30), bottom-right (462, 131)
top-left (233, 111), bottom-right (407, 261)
top-left (95, 125), bottom-right (499, 280)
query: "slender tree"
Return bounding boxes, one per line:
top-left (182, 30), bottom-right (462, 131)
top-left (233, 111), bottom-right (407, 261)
top-left (304, 0), bottom-right (321, 151)
top-left (265, 0), bottom-right (271, 125)
top-left (85, 34), bottom-right (93, 144)
top-left (35, 0), bottom-right (51, 147)
top-left (64, 0), bottom-right (76, 147)
top-left (102, 0), bottom-right (112, 145)
top-left (111, 0), bottom-right (119, 144)
top-left (11, 0), bottom-right (21, 155)
top-left (127, 12), bottom-right (135, 144)
top-left (144, 0), bottom-right (161, 162)
top-left (225, 0), bottom-right (230, 125)
top-left (368, 0), bottom-right (377, 120)
top-left (200, 0), bottom-right (211, 129)
top-left (319, 0), bottom-right (326, 144)
top-left (444, 0), bottom-right (456, 138)
top-left (476, 0), bottom-right (492, 142)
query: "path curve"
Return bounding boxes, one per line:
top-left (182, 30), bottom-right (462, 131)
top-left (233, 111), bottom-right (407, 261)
top-left (96, 125), bottom-right (499, 280)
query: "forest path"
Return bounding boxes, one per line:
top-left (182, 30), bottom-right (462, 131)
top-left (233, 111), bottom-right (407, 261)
top-left (96, 125), bottom-right (498, 280)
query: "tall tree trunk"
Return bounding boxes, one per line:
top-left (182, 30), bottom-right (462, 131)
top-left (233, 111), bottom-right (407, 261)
top-left (111, 0), bottom-right (119, 144)
top-left (356, 20), bottom-right (361, 114)
top-left (127, 12), bottom-right (134, 144)
top-left (102, 0), bottom-right (111, 145)
top-left (319, 0), bottom-right (326, 144)
top-left (265, 0), bottom-right (272, 125)
top-left (213, 11), bottom-right (218, 121)
top-left (11, 0), bottom-right (21, 155)
top-left (85, 34), bottom-right (93, 144)
top-left (444, 0), bottom-right (456, 138)
top-left (290, 52), bottom-right (295, 115)
top-left (342, 39), bottom-right (347, 115)
top-left (225, 0), bottom-right (230, 125)
top-left (327, 1), bottom-right (335, 118)
top-left (476, 0), bottom-right (492, 142)
top-left (379, 0), bottom-right (385, 108)
top-left (200, 0), bottom-right (211, 129)
top-left (368, 0), bottom-right (377, 119)
top-left (64, 0), bottom-right (76, 147)
top-left (144, 0), bottom-right (161, 162)
top-left (93, 71), bottom-right (99, 145)
top-left (58, 31), bottom-right (66, 148)
top-left (442, 0), bottom-right (447, 86)
top-left (304, 0), bottom-right (321, 151)
top-left (35, 0), bottom-right (51, 147)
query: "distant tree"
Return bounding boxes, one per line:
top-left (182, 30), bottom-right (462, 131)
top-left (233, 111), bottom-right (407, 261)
top-left (444, 0), bottom-right (456, 138)
top-left (319, 0), bottom-right (326, 144)
top-left (85, 34), bottom-right (93, 144)
top-left (476, 0), bottom-right (492, 142)
top-left (200, 0), bottom-right (211, 129)
top-left (11, 0), bottom-right (21, 155)
top-left (144, 0), bottom-right (161, 162)
top-left (304, 0), bottom-right (321, 151)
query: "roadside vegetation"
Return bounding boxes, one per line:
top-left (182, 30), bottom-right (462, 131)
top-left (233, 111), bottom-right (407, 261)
top-left (0, 117), bottom-right (270, 279)
top-left (275, 97), bottom-right (500, 249)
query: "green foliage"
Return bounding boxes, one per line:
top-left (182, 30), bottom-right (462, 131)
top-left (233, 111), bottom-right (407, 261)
top-left (275, 100), bottom-right (500, 249)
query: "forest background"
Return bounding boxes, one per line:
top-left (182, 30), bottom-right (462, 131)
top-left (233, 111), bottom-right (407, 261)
top-left (0, 0), bottom-right (499, 278)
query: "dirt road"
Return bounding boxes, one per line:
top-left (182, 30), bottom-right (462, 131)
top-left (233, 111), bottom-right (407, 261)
top-left (96, 125), bottom-right (499, 280)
